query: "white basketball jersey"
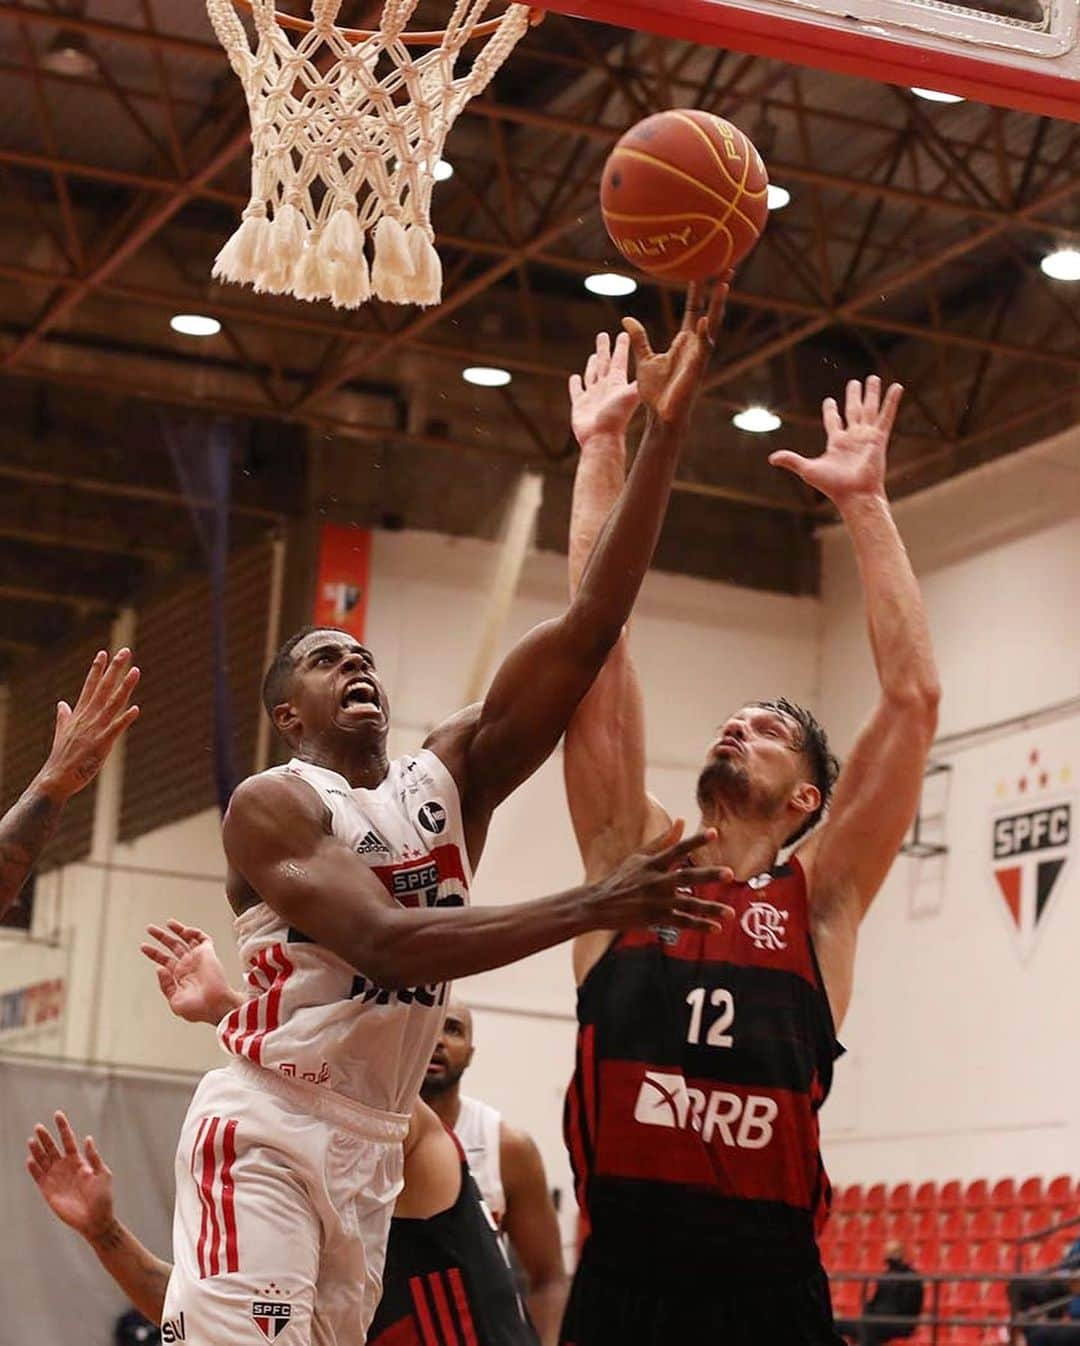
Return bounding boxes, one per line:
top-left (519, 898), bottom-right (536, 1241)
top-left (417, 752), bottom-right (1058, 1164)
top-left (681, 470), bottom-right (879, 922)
top-left (455, 1094), bottom-right (506, 1225)
top-left (218, 751), bottom-right (471, 1115)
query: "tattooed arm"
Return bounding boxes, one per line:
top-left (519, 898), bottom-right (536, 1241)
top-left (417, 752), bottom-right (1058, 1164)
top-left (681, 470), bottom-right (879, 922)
top-left (0, 649), bottom-right (139, 921)
top-left (27, 1112), bottom-right (171, 1325)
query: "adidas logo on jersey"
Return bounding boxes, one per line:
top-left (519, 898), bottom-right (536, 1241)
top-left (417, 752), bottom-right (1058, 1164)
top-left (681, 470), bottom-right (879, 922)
top-left (355, 830), bottom-right (390, 856)
top-left (633, 1070), bottom-right (778, 1149)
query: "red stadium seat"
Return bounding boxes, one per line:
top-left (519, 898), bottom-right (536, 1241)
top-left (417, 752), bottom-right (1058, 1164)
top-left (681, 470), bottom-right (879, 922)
top-left (939, 1209), bottom-right (966, 1241)
top-left (913, 1209), bottom-right (938, 1241)
top-left (828, 1241), bottom-right (854, 1271)
top-left (829, 1212), bottom-right (855, 1242)
top-left (939, 1179), bottom-right (963, 1209)
top-left (913, 1180), bottom-right (938, 1211)
top-left (1046, 1175), bottom-right (1073, 1207)
top-left (988, 1177), bottom-right (1014, 1208)
top-left (888, 1181), bottom-right (913, 1211)
top-left (941, 1242), bottom-right (975, 1272)
top-left (858, 1239), bottom-right (884, 1271)
top-left (913, 1238), bottom-right (941, 1270)
top-left (890, 1210), bottom-right (914, 1240)
top-left (964, 1178), bottom-right (990, 1208)
top-left (830, 1278), bottom-right (861, 1316)
top-left (865, 1211), bottom-right (889, 1240)
top-left (998, 1208), bottom-right (1022, 1239)
top-left (865, 1182), bottom-right (887, 1212)
top-left (838, 1184), bottom-right (863, 1214)
top-left (983, 1277), bottom-right (1010, 1313)
top-left (967, 1208), bottom-right (996, 1241)
top-left (1025, 1205), bottom-right (1055, 1236)
top-left (972, 1242), bottom-right (1005, 1273)
top-left (1018, 1176), bottom-right (1045, 1208)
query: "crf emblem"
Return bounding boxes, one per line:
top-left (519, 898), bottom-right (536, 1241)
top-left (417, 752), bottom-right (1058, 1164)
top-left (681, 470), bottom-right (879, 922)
top-left (741, 901), bottom-right (788, 951)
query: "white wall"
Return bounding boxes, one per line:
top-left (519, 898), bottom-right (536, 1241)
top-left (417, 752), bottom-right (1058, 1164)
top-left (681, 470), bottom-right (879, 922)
top-left (818, 425), bottom-right (1080, 1189)
top-left (1, 526), bottom-right (819, 1247)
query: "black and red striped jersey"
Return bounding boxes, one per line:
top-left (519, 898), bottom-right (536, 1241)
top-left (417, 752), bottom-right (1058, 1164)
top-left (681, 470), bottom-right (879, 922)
top-left (370, 1158), bottom-right (538, 1346)
top-left (564, 856), bottom-right (841, 1280)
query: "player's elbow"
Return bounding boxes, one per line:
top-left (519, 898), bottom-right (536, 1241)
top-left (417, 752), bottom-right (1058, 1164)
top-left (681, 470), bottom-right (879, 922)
top-left (561, 602), bottom-right (625, 670)
top-left (352, 912), bottom-right (416, 991)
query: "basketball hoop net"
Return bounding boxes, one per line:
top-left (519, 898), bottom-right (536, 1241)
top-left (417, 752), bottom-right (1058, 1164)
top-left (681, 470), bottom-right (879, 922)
top-left (206, 0), bottom-right (535, 308)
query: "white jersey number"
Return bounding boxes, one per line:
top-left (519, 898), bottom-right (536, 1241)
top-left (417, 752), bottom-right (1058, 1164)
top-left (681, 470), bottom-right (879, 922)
top-left (685, 985), bottom-right (735, 1048)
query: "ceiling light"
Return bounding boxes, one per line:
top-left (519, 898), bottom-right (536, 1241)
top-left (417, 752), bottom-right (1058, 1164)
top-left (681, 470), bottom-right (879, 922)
top-left (433, 158), bottom-right (454, 182)
top-left (463, 366), bottom-right (511, 388)
top-left (766, 184), bottom-right (791, 211)
top-left (41, 27), bottom-right (97, 77)
top-left (1041, 248), bottom-right (1080, 281)
top-left (584, 272), bottom-right (638, 297)
top-left (733, 406), bottom-right (782, 433)
top-left (910, 87), bottom-right (965, 103)
top-left (170, 313), bottom-right (221, 337)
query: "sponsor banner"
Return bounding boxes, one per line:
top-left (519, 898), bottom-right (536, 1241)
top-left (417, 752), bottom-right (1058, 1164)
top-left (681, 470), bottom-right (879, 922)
top-left (0, 977), bottom-right (64, 1040)
top-left (312, 523), bottom-right (372, 640)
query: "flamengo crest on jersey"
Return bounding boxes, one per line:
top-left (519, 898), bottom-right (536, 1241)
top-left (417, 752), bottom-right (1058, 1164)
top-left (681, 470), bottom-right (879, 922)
top-left (219, 751), bottom-right (471, 1114)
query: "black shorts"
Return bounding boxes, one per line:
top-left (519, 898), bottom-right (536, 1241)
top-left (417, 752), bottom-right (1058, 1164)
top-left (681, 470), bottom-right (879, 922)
top-left (560, 1243), bottom-right (846, 1346)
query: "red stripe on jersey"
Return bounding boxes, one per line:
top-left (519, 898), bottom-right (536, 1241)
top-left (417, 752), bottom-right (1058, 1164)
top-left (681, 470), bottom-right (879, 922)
top-left (219, 1119), bottom-right (240, 1273)
top-left (229, 949), bottom-right (271, 1059)
top-left (408, 1276), bottom-right (441, 1346)
top-left (190, 1118), bottom-right (210, 1278)
top-left (594, 1060), bottom-right (817, 1210)
top-left (446, 1268), bottom-right (479, 1346)
top-left (565, 1075), bottom-right (589, 1217)
top-left (370, 1317), bottom-right (425, 1346)
top-left (249, 943), bottom-right (294, 1064)
top-left (428, 1273), bottom-right (459, 1346)
top-left (221, 1002), bottom-right (243, 1053)
top-left (197, 1118), bottom-right (222, 1277)
top-left (580, 1024), bottom-right (597, 1147)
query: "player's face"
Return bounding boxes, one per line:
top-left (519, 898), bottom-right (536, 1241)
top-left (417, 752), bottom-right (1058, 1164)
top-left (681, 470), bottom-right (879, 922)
top-left (422, 1006), bottom-right (473, 1097)
top-left (698, 704), bottom-right (811, 821)
top-left (285, 630), bottom-right (390, 746)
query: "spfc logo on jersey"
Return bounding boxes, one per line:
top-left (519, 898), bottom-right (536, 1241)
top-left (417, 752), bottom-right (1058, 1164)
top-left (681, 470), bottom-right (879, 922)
top-left (990, 747), bottom-right (1073, 960)
top-left (741, 901), bottom-right (788, 951)
top-left (251, 1300), bottom-right (291, 1340)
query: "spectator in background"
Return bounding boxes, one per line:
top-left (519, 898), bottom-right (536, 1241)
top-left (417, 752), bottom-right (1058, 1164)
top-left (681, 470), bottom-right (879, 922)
top-left (1021, 1234), bottom-right (1080, 1345)
top-left (113, 1307), bottom-right (160, 1345)
top-left (836, 1242), bottom-right (924, 1346)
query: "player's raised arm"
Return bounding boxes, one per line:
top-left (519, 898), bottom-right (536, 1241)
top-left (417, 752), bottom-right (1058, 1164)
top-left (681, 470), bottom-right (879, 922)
top-left (27, 1112), bottom-right (171, 1326)
top-left (0, 649), bottom-right (139, 920)
top-left (771, 377), bottom-right (940, 1025)
top-left (428, 285), bottom-right (728, 852)
top-left (224, 774), bottom-right (730, 989)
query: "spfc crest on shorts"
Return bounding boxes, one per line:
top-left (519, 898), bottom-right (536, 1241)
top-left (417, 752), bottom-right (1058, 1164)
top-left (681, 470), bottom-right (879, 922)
top-left (990, 747), bottom-right (1072, 959)
top-left (251, 1301), bottom-right (291, 1339)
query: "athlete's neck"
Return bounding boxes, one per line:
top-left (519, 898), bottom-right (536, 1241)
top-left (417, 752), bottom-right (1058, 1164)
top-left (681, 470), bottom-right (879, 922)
top-left (696, 806), bottom-right (783, 881)
top-left (423, 1082), bottom-right (462, 1130)
top-left (294, 739), bottom-right (390, 791)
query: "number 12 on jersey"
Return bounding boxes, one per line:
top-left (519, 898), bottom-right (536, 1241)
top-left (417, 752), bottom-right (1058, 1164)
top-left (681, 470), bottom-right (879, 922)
top-left (686, 985), bottom-right (734, 1047)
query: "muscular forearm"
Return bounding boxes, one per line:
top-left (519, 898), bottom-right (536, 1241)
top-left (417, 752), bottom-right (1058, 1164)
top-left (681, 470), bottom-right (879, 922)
top-left (841, 493), bottom-right (939, 705)
top-left (86, 1217), bottom-right (172, 1325)
top-left (568, 432), bottom-right (627, 599)
top-left (570, 414), bottom-right (683, 647)
top-left (527, 1277), bottom-right (570, 1346)
top-left (316, 886), bottom-right (592, 990)
top-left (0, 775), bottom-right (67, 919)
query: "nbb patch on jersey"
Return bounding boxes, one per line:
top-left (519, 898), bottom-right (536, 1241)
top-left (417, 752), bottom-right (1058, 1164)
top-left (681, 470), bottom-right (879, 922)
top-left (564, 858), bottom-right (840, 1278)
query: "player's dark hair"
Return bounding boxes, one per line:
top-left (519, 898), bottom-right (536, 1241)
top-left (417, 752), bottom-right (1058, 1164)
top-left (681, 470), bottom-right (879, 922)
top-left (753, 697), bottom-right (840, 847)
top-left (261, 625), bottom-right (351, 717)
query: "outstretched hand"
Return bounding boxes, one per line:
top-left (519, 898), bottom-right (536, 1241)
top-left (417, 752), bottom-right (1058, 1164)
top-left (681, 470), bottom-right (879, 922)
top-left (39, 649), bottom-right (140, 801)
top-left (769, 375), bottom-right (902, 508)
top-left (583, 819), bottom-right (735, 933)
top-left (569, 330), bottom-right (640, 446)
top-left (141, 920), bottom-right (239, 1026)
top-left (27, 1111), bottom-right (114, 1240)
top-left (622, 273), bottom-right (732, 426)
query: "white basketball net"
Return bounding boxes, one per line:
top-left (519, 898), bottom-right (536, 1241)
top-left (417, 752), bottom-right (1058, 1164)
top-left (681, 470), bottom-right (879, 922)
top-left (206, 0), bottom-right (532, 308)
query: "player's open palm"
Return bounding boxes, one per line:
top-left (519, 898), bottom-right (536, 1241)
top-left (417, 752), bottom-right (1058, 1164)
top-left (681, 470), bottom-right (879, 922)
top-left (44, 648), bottom-right (140, 800)
top-left (27, 1111), bottom-right (114, 1239)
top-left (623, 275), bottom-right (731, 426)
top-left (769, 376), bottom-right (902, 507)
top-left (141, 919), bottom-right (235, 1025)
top-left (569, 331), bottom-right (640, 446)
top-left (585, 821), bottom-right (735, 931)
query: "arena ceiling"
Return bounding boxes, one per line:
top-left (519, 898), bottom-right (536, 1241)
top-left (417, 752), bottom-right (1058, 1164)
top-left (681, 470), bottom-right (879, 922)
top-left (1, 0), bottom-right (1080, 674)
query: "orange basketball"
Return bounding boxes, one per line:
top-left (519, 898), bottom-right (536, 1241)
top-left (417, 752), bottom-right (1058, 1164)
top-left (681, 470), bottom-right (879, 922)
top-left (600, 109), bottom-right (769, 282)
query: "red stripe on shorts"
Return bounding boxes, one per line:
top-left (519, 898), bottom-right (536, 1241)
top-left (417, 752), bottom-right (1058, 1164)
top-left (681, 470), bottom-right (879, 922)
top-left (219, 1118), bottom-right (240, 1273)
top-left (199, 1117), bottom-right (223, 1277)
top-left (408, 1275), bottom-right (440, 1346)
top-left (190, 1118), bottom-right (210, 1277)
top-left (428, 1272), bottom-right (459, 1346)
top-left (446, 1268), bottom-right (478, 1346)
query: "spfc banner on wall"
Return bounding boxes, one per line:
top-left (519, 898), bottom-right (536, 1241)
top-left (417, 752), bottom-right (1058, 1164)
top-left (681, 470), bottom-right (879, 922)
top-left (990, 747), bottom-right (1073, 959)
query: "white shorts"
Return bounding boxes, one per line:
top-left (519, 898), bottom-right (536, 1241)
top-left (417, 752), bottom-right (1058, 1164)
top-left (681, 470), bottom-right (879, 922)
top-left (162, 1057), bottom-right (409, 1346)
